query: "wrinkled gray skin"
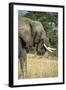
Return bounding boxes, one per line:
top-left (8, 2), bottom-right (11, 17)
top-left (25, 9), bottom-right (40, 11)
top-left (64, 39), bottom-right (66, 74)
top-left (18, 17), bottom-right (50, 78)
top-left (18, 38), bottom-right (27, 78)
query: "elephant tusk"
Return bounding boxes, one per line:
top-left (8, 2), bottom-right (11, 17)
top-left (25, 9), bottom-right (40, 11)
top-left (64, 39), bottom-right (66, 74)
top-left (43, 44), bottom-right (53, 53)
top-left (48, 47), bottom-right (56, 51)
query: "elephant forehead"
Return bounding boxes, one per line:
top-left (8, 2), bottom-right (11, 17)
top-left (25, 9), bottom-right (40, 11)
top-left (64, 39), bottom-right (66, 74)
top-left (33, 22), bottom-right (44, 31)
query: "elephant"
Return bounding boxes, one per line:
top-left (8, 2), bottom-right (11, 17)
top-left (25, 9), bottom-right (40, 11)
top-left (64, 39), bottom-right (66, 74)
top-left (18, 17), bottom-right (55, 78)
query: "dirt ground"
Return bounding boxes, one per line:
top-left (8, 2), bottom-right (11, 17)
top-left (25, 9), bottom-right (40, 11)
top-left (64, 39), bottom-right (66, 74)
top-left (18, 53), bottom-right (58, 79)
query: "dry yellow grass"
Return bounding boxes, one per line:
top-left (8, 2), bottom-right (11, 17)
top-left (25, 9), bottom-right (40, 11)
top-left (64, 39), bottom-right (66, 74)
top-left (18, 53), bottom-right (58, 79)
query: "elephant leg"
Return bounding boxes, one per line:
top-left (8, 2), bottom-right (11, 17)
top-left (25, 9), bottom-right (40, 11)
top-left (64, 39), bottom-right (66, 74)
top-left (18, 37), bottom-right (27, 78)
top-left (22, 49), bottom-right (27, 78)
top-left (19, 58), bottom-right (24, 78)
top-left (20, 62), bottom-right (24, 78)
top-left (19, 57), bottom-right (27, 78)
top-left (19, 48), bottom-right (27, 78)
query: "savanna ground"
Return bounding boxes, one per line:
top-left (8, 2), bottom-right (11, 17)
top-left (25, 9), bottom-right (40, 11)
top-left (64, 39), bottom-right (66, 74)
top-left (18, 53), bottom-right (58, 79)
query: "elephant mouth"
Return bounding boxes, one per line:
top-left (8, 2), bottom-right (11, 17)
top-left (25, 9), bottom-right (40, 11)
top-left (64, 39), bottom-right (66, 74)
top-left (43, 44), bottom-right (56, 53)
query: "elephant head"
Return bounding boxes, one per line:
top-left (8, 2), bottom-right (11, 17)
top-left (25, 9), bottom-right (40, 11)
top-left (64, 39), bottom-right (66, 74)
top-left (18, 17), bottom-right (55, 55)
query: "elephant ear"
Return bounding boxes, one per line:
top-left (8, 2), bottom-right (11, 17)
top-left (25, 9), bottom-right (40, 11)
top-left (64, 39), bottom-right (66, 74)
top-left (18, 17), bottom-right (33, 47)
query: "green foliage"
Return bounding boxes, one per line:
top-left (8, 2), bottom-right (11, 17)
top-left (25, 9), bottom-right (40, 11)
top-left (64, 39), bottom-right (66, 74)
top-left (24, 11), bottom-right (58, 56)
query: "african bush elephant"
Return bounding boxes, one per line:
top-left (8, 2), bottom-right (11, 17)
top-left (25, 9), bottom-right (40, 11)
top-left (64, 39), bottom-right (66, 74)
top-left (18, 17), bottom-right (55, 78)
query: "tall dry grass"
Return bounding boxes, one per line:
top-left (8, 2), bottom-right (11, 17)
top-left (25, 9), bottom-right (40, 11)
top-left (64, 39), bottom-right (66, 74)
top-left (18, 53), bottom-right (58, 79)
